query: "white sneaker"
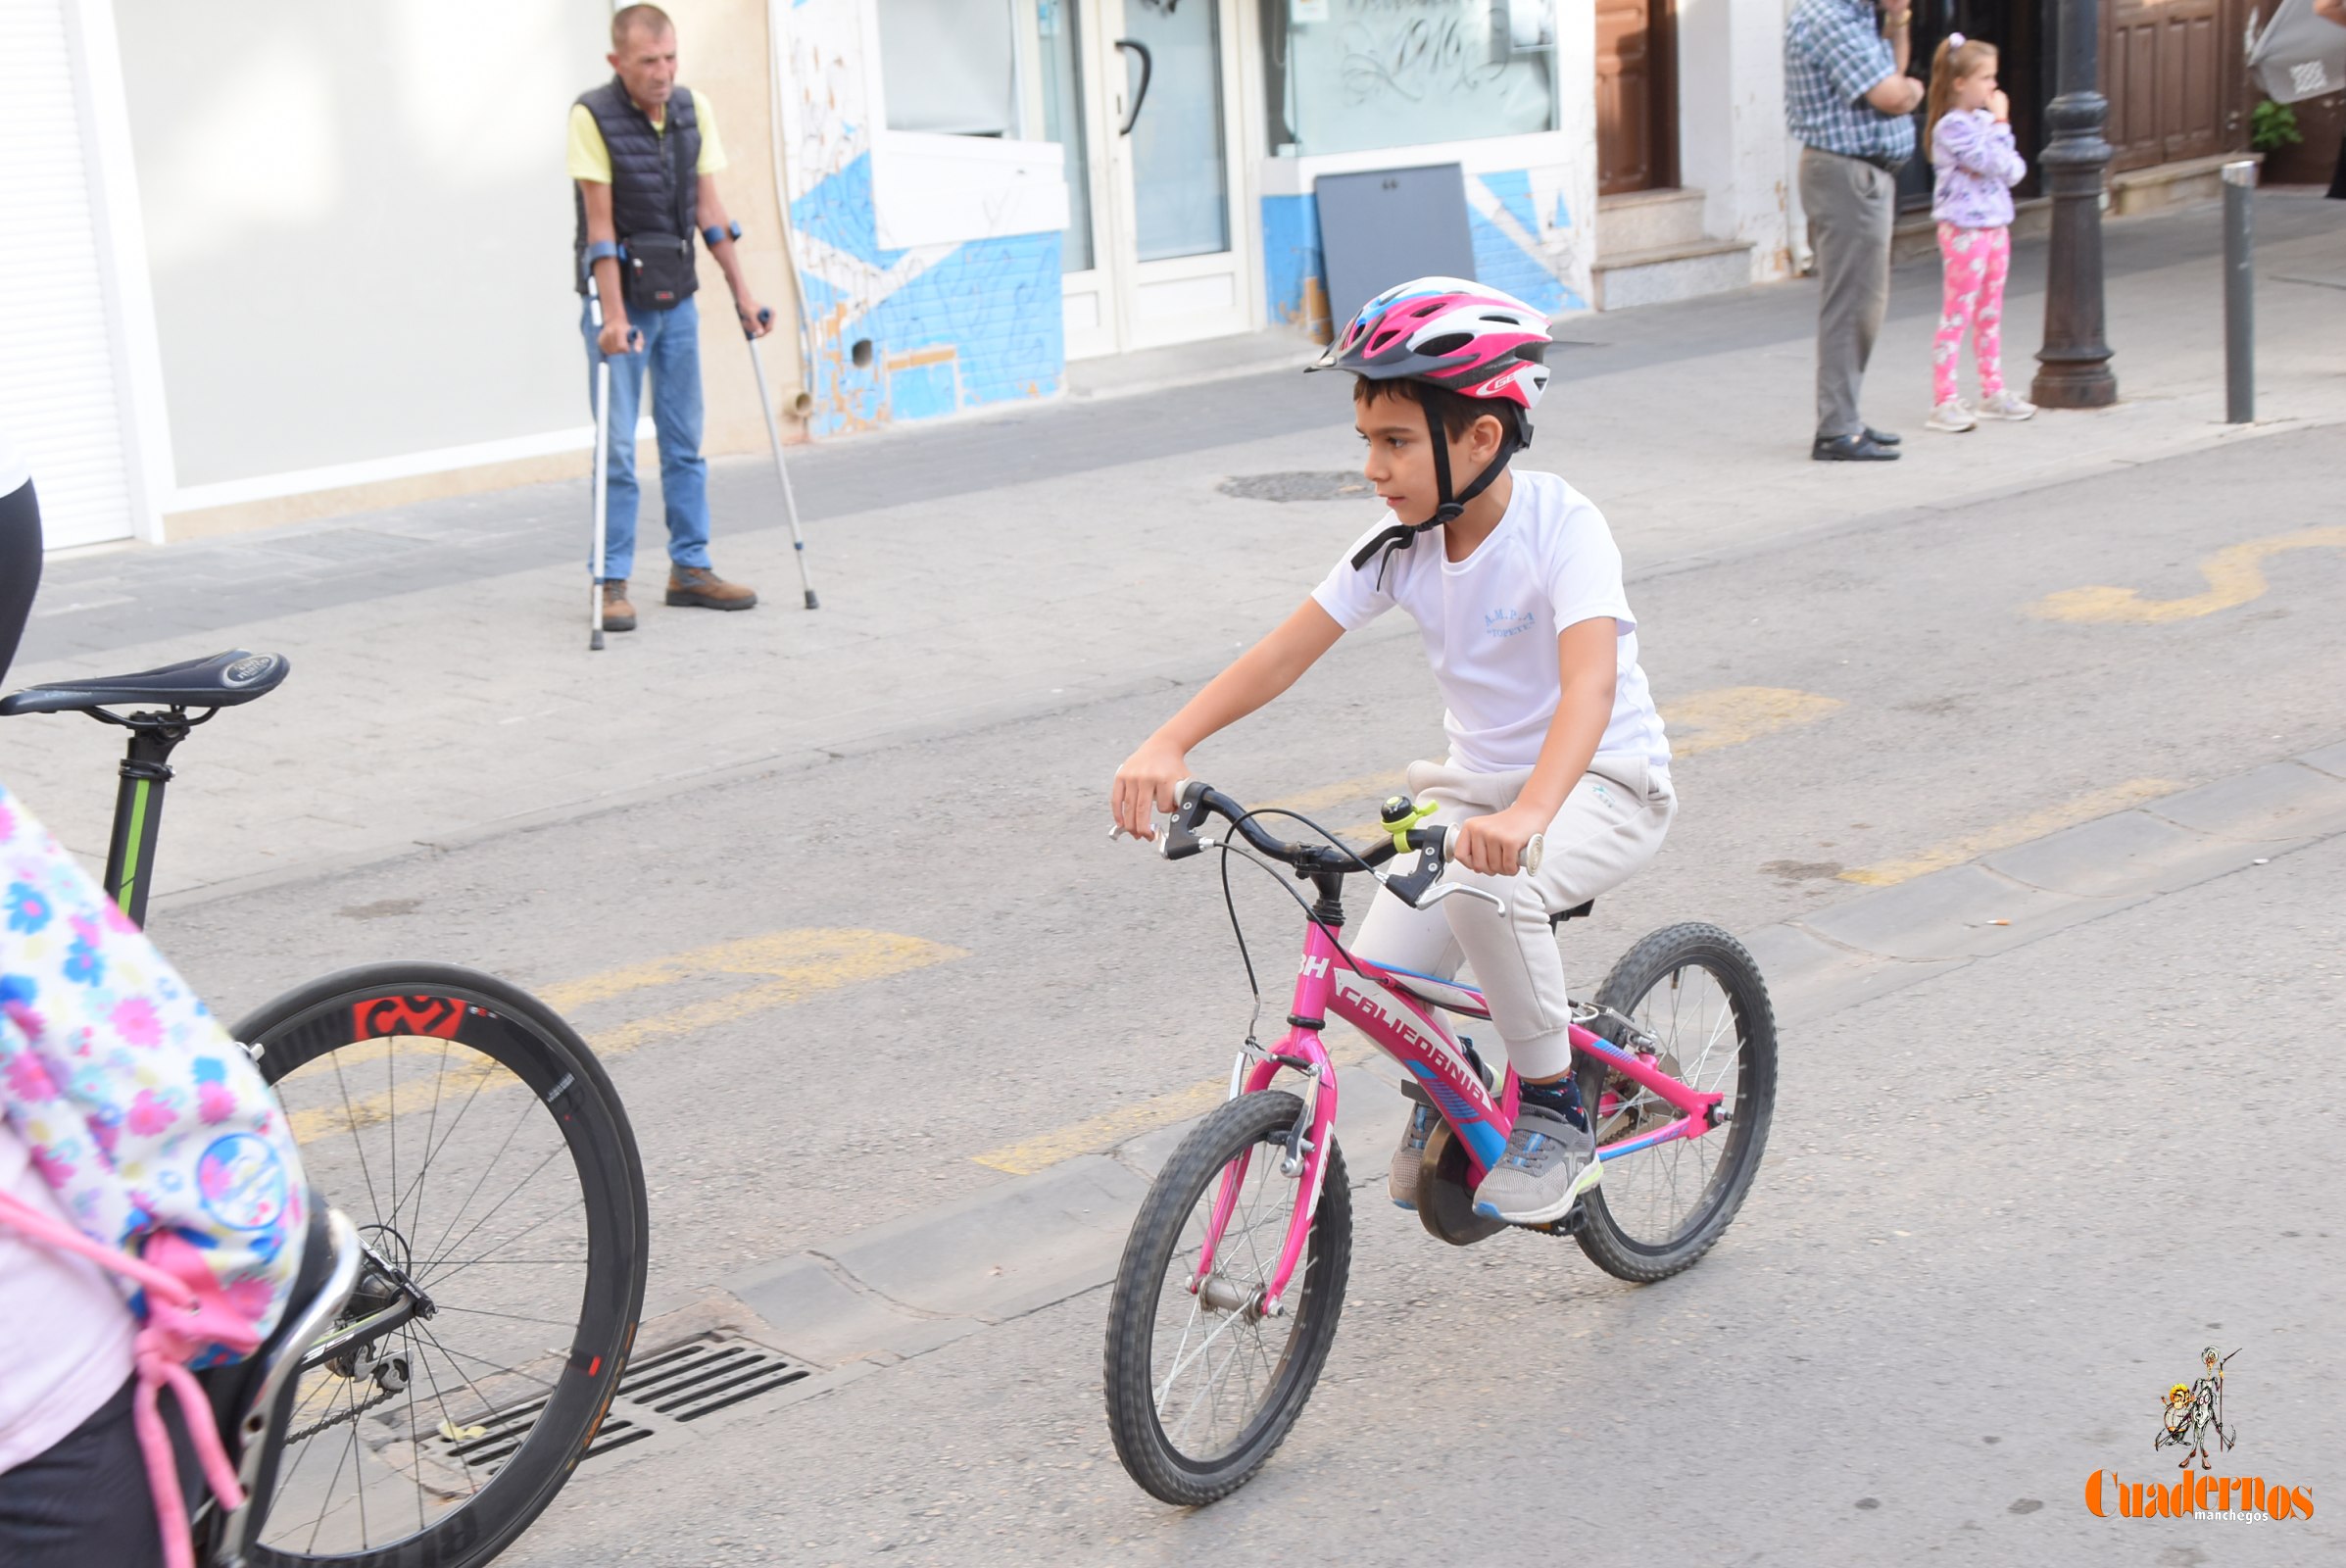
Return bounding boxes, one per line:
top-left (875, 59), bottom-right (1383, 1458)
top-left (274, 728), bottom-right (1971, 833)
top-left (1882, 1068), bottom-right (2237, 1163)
top-left (1926, 399), bottom-right (1978, 433)
top-left (1977, 389), bottom-right (2037, 421)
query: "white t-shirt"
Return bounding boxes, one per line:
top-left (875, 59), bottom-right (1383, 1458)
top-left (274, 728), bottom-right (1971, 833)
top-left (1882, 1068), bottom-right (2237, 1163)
top-left (1310, 469), bottom-right (1670, 775)
top-left (0, 1122), bottom-right (137, 1473)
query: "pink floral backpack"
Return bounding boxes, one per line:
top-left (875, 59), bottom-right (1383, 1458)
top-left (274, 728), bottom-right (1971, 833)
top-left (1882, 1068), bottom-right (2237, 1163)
top-left (0, 780), bottom-right (308, 1567)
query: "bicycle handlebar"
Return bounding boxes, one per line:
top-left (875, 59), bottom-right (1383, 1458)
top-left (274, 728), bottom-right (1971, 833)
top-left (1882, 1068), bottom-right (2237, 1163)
top-left (1138, 781), bottom-right (1540, 897)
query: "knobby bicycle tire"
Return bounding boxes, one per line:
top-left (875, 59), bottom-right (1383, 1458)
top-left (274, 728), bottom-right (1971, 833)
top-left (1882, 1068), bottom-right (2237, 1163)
top-left (1576, 923), bottom-right (1776, 1283)
top-left (232, 963), bottom-right (648, 1568)
top-left (1104, 1091), bottom-right (1351, 1506)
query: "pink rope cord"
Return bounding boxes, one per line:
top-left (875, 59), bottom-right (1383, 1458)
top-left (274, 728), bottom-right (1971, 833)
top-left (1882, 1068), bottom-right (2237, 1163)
top-left (0, 1190), bottom-right (264, 1568)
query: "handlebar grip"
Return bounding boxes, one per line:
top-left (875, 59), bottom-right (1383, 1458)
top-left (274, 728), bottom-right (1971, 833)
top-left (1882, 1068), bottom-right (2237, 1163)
top-left (1433, 825), bottom-right (1543, 873)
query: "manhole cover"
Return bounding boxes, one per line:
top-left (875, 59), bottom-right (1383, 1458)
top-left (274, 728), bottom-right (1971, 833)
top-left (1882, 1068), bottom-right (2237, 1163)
top-left (1218, 471), bottom-right (1376, 504)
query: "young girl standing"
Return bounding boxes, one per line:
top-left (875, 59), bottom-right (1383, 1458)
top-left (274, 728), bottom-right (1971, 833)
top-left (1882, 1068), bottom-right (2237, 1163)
top-left (1926, 35), bottom-right (2031, 432)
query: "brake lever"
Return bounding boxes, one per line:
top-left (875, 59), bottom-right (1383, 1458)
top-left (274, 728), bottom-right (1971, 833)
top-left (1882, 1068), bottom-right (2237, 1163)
top-left (1417, 881), bottom-right (1507, 913)
top-left (1107, 780), bottom-right (1211, 860)
top-left (1384, 821), bottom-right (1532, 913)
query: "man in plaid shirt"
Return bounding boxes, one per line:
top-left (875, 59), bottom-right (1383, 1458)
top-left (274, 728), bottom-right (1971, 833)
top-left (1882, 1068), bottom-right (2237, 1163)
top-left (1786, 0), bottom-right (1923, 461)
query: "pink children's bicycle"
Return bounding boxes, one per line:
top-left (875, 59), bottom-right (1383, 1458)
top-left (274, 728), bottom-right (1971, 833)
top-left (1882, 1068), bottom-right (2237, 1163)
top-left (1102, 781), bottom-right (1777, 1504)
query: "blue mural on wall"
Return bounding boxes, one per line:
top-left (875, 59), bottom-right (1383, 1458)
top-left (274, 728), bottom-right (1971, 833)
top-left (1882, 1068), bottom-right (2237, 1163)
top-left (790, 152), bottom-right (1064, 437)
top-left (1263, 193), bottom-right (1326, 335)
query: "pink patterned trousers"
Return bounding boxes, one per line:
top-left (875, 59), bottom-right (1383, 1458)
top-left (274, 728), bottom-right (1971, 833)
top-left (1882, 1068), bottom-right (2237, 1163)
top-left (1933, 222), bottom-right (2012, 405)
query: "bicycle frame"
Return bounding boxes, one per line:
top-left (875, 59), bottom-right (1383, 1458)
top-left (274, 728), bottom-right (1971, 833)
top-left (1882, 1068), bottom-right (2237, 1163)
top-left (1199, 915), bottom-right (1725, 1315)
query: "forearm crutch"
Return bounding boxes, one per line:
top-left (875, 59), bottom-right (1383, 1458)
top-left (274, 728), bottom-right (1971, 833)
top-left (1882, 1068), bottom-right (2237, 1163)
top-left (748, 306), bottom-right (819, 610)
top-left (586, 272), bottom-right (614, 651)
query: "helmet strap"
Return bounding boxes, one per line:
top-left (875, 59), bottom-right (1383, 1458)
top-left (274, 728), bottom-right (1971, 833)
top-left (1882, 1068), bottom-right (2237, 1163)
top-left (1432, 401), bottom-right (1524, 524)
top-left (1347, 400), bottom-right (1528, 587)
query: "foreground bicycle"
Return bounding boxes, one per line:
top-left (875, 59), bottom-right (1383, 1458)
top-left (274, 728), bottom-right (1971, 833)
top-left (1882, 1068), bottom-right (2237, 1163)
top-left (1102, 781), bottom-right (1776, 1504)
top-left (1, 651), bottom-right (648, 1567)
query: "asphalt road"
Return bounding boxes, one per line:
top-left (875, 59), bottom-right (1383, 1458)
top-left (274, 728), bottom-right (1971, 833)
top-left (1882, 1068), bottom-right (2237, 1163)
top-left (149, 425), bottom-right (2344, 1563)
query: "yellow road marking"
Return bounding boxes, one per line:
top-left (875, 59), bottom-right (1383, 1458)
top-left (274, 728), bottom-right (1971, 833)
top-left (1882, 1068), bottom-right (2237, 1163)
top-left (1664, 686), bottom-right (1844, 759)
top-left (286, 929), bottom-right (964, 1145)
top-left (1261, 771), bottom-right (1407, 817)
top-left (1312, 687), bottom-right (1843, 837)
top-left (1837, 777), bottom-right (2179, 888)
top-left (973, 1039), bottom-right (1372, 1175)
top-left (537, 929), bottom-right (965, 1054)
top-left (2028, 526), bottom-right (2346, 624)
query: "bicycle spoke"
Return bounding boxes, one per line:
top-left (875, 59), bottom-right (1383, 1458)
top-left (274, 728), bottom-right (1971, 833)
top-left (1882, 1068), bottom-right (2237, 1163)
top-left (328, 1052), bottom-right (387, 1233)
top-left (422, 1094), bottom-right (544, 1268)
top-left (418, 1140), bottom-right (572, 1280)
top-left (305, 1380), bottom-right (362, 1555)
top-left (429, 1302), bottom-right (585, 1331)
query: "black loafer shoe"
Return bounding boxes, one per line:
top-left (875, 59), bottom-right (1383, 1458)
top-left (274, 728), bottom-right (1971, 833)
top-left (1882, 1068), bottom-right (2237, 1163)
top-left (1864, 425), bottom-right (1902, 446)
top-left (1812, 432), bottom-right (1902, 463)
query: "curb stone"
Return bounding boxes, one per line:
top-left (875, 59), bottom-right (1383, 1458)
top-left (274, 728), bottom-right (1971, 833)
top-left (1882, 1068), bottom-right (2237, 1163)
top-left (711, 740), bottom-right (2346, 1367)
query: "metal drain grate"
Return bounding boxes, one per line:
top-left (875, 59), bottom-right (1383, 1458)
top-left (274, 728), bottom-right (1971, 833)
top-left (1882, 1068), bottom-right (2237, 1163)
top-left (413, 1336), bottom-right (810, 1475)
top-left (612, 1338), bottom-right (811, 1423)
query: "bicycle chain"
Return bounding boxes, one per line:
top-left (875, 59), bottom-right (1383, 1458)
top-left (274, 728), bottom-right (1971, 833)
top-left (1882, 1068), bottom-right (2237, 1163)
top-left (284, 1383), bottom-right (401, 1444)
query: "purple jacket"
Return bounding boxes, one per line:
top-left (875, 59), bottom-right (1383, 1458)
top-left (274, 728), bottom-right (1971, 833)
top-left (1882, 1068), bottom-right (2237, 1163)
top-left (1931, 109), bottom-right (2026, 228)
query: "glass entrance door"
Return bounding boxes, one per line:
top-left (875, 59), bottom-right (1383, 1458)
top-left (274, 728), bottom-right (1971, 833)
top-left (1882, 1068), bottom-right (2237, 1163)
top-left (1037, 0), bottom-right (1116, 359)
top-left (1042, 0), bottom-right (1250, 359)
top-left (1102, 0), bottom-right (1249, 350)
top-left (1121, 0), bottom-right (1230, 260)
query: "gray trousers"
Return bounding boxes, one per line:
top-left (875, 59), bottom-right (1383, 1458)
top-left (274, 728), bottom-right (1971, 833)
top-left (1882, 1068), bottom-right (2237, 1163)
top-left (1800, 147), bottom-right (1896, 441)
top-left (1351, 756), bottom-right (1676, 1080)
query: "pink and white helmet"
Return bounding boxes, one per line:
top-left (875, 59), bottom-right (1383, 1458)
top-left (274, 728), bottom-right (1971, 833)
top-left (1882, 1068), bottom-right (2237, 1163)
top-left (1319, 276), bottom-right (1553, 411)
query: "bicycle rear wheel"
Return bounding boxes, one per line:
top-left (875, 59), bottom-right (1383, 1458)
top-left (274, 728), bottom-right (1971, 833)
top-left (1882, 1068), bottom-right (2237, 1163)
top-left (233, 963), bottom-right (648, 1568)
top-left (1103, 1091), bottom-right (1350, 1506)
top-left (1575, 923), bottom-right (1775, 1283)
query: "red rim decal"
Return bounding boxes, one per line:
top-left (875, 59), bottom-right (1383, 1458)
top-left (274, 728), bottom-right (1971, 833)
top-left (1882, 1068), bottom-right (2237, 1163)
top-left (351, 995), bottom-right (466, 1041)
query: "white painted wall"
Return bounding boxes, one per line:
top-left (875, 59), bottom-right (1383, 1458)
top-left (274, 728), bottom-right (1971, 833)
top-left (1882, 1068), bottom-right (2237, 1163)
top-left (1677, 0), bottom-right (1795, 281)
top-left (113, 0), bottom-right (611, 494)
top-left (1555, 0), bottom-right (1601, 302)
top-left (868, 133), bottom-right (1068, 250)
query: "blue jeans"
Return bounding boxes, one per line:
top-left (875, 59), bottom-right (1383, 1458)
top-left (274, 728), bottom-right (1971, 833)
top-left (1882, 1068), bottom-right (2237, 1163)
top-left (582, 293), bottom-right (712, 582)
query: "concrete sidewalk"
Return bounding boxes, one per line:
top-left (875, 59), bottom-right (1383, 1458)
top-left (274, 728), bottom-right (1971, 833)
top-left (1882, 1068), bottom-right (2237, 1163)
top-left (9, 190), bottom-right (2342, 904)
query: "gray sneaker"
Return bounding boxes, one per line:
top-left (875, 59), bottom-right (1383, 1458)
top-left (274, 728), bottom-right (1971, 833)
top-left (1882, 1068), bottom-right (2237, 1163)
top-left (1388, 1097), bottom-right (1439, 1210)
top-left (1472, 1104), bottom-right (1601, 1225)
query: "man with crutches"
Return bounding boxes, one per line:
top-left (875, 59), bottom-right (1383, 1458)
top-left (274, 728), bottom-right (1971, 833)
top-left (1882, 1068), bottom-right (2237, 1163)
top-left (571, 2), bottom-right (764, 633)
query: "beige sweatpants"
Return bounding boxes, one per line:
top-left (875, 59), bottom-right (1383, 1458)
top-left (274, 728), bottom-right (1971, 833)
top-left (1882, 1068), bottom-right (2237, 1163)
top-left (1350, 756), bottom-right (1676, 1080)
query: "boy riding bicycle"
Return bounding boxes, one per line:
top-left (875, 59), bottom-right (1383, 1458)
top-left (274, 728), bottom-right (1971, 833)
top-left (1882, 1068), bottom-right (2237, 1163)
top-left (1110, 277), bottom-right (1674, 1226)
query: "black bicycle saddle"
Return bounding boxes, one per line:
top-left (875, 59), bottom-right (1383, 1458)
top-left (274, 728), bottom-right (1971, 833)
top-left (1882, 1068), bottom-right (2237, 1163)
top-left (0, 649), bottom-right (290, 716)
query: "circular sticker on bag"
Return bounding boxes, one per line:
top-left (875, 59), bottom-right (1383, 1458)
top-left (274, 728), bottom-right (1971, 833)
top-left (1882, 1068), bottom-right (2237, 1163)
top-left (197, 1133), bottom-right (289, 1232)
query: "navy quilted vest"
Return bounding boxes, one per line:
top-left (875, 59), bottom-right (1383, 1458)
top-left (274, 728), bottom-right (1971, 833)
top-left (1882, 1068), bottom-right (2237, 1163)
top-left (571, 77), bottom-right (700, 300)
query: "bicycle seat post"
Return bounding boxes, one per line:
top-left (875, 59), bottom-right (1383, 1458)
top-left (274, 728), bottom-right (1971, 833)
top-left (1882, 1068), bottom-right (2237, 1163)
top-left (104, 711), bottom-right (189, 929)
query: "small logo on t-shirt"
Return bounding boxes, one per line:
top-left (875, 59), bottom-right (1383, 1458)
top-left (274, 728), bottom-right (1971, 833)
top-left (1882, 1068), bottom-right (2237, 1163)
top-left (1484, 609), bottom-right (1535, 639)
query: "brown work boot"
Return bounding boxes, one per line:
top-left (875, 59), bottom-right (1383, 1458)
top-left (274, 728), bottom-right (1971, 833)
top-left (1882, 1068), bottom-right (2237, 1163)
top-left (665, 564), bottom-right (758, 611)
top-left (600, 579), bottom-right (636, 632)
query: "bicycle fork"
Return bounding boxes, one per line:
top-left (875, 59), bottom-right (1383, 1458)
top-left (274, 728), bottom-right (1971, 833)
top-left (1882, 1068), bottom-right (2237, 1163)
top-left (1192, 927), bottom-right (1348, 1319)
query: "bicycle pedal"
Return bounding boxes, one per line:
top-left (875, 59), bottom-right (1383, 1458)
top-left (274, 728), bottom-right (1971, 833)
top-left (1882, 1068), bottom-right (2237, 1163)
top-left (1523, 1202), bottom-right (1588, 1238)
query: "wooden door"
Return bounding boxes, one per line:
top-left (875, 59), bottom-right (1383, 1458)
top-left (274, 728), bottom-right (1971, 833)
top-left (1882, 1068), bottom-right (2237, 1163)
top-left (1595, 0), bottom-right (1676, 195)
top-left (2103, 0), bottom-right (2233, 172)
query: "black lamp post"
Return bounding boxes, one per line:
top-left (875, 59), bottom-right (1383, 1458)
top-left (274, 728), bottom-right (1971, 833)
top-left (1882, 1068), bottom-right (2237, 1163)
top-left (2030, 0), bottom-right (2118, 408)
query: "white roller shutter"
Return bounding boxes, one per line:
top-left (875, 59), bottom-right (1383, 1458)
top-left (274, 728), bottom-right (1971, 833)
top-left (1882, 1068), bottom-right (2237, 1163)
top-left (0, 0), bottom-right (136, 549)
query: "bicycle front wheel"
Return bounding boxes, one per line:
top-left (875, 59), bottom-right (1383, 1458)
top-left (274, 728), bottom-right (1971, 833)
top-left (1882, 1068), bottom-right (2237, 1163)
top-left (1575, 923), bottom-right (1775, 1283)
top-left (1103, 1091), bottom-right (1350, 1506)
top-left (234, 963), bottom-right (648, 1568)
